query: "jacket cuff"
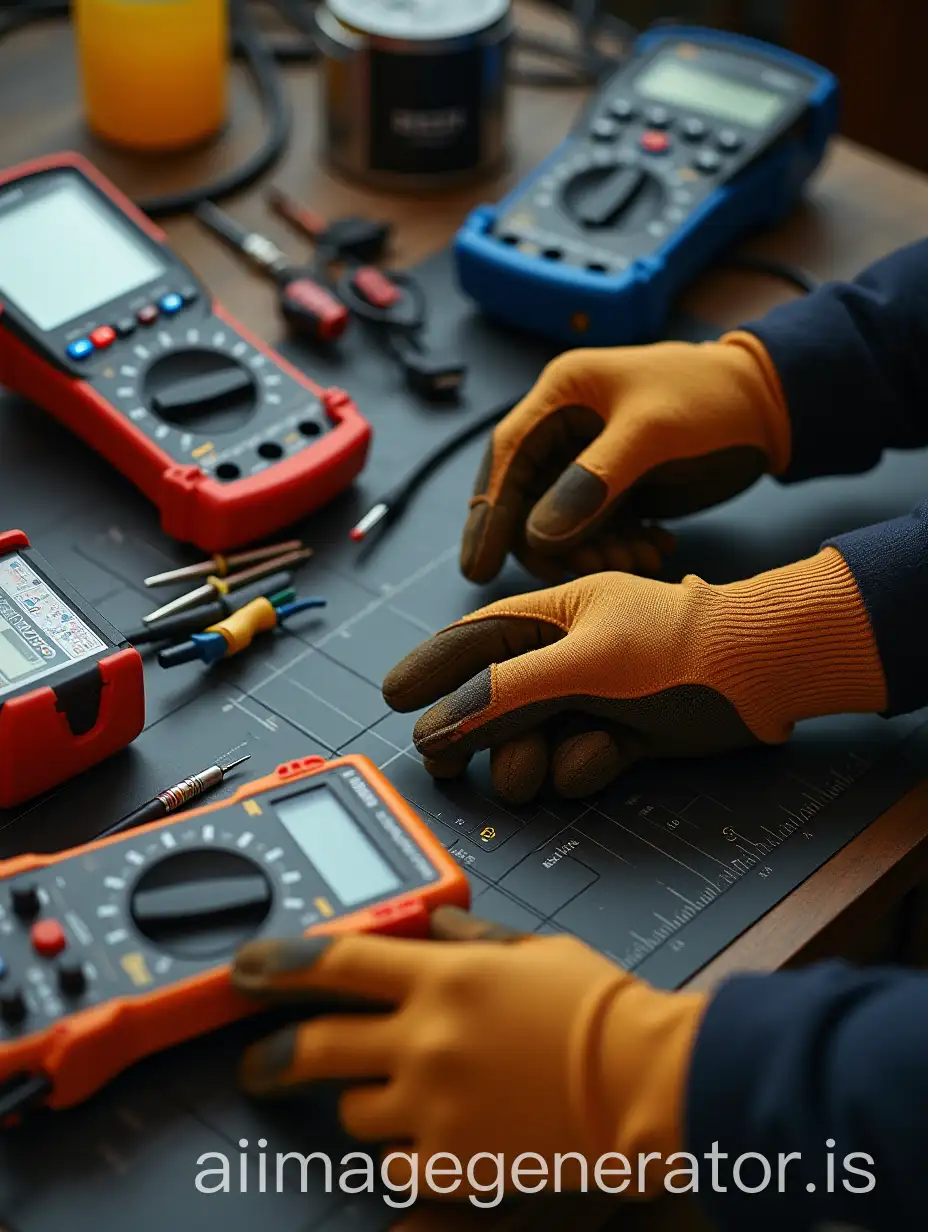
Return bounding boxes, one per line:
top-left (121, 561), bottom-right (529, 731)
top-left (825, 501), bottom-right (928, 715)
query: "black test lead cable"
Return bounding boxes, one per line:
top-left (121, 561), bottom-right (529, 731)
top-left (0, 1072), bottom-right (52, 1123)
top-left (720, 254), bottom-right (820, 296)
top-left (0, 0), bottom-right (298, 218)
top-left (350, 396), bottom-right (523, 546)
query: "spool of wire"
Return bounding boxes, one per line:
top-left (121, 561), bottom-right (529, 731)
top-left (314, 0), bottom-right (513, 191)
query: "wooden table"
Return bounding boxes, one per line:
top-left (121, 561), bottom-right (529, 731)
top-left (2, 7), bottom-right (928, 1229)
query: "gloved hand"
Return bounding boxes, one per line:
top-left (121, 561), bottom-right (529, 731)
top-left (383, 548), bottom-right (887, 802)
top-left (232, 907), bottom-right (707, 1201)
top-left (462, 334), bottom-right (792, 583)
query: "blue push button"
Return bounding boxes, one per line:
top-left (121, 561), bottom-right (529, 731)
top-left (159, 292), bottom-right (184, 315)
top-left (0, 955), bottom-right (7, 980)
top-left (66, 338), bottom-right (94, 361)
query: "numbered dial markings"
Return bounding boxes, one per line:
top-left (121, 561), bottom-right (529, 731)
top-left (92, 322), bottom-right (329, 478)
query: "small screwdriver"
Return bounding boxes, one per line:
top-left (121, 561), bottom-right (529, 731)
top-left (142, 546), bottom-right (313, 624)
top-left (144, 541), bottom-right (303, 587)
top-left (159, 596), bottom-right (327, 668)
top-left (95, 755), bottom-right (251, 840)
top-left (195, 202), bottom-right (350, 344)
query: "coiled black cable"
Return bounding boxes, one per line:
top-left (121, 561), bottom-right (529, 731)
top-left (140, 1), bottom-right (293, 218)
top-left (0, 0), bottom-right (308, 217)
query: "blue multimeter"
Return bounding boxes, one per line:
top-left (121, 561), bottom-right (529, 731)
top-left (454, 27), bottom-right (839, 348)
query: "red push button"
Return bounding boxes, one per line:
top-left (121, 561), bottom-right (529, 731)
top-left (640, 130), bottom-right (670, 154)
top-left (352, 266), bottom-right (402, 310)
top-left (136, 304), bottom-right (159, 326)
top-left (90, 325), bottom-right (116, 350)
top-left (31, 919), bottom-right (66, 958)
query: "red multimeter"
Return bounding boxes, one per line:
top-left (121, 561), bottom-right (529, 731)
top-left (0, 153), bottom-right (372, 552)
top-left (0, 755), bottom-right (470, 1111)
top-left (0, 530), bottom-right (144, 809)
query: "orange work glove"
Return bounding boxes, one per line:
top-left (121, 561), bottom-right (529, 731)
top-left (462, 334), bottom-right (791, 583)
top-left (233, 907), bottom-right (707, 1202)
top-left (383, 548), bottom-right (887, 802)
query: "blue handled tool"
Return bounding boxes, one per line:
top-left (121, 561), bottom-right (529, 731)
top-left (454, 26), bottom-right (838, 348)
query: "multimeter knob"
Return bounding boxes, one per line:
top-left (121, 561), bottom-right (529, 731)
top-left (143, 350), bottom-right (259, 434)
top-left (57, 960), bottom-right (87, 997)
top-left (11, 882), bottom-right (41, 921)
top-left (563, 162), bottom-right (664, 230)
top-left (0, 988), bottom-right (27, 1026)
top-left (130, 849), bottom-right (273, 960)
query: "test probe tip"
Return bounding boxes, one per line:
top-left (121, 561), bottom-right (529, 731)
top-left (350, 503), bottom-right (389, 541)
top-left (220, 754), bottom-right (251, 774)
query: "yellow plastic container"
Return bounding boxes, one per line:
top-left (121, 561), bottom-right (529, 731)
top-left (74, 0), bottom-right (228, 152)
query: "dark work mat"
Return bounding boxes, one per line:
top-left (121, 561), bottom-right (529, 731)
top-left (1, 247), bottom-right (927, 1231)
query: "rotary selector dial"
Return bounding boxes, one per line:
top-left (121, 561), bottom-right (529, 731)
top-left (0, 817), bottom-right (324, 1040)
top-left (91, 318), bottom-right (329, 479)
top-left (142, 349), bottom-right (259, 435)
top-left (563, 160), bottom-right (665, 230)
top-left (494, 144), bottom-right (701, 272)
top-left (130, 849), bottom-right (272, 959)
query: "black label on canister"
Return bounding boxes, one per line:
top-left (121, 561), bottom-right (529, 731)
top-left (369, 48), bottom-right (484, 175)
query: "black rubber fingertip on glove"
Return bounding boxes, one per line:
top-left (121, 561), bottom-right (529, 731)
top-left (240, 1027), bottom-right (298, 1095)
top-left (526, 463), bottom-right (609, 547)
top-left (232, 936), bottom-right (335, 988)
top-left (552, 729), bottom-right (628, 798)
top-left (460, 501), bottom-right (519, 584)
top-left (490, 731), bottom-right (548, 804)
top-left (429, 904), bottom-right (526, 942)
top-left (412, 669), bottom-right (493, 751)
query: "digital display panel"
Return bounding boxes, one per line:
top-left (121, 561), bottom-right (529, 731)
top-left (0, 554), bottom-right (107, 698)
top-left (0, 175), bottom-right (165, 331)
top-left (635, 57), bottom-right (786, 127)
top-left (275, 787), bottom-right (403, 908)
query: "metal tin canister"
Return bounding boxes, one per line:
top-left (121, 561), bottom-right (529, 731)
top-left (314, 0), bottom-right (513, 191)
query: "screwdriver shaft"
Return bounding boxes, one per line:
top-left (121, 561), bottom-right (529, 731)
top-left (195, 202), bottom-right (289, 276)
top-left (142, 548), bottom-right (312, 624)
top-left (144, 541), bottom-right (303, 587)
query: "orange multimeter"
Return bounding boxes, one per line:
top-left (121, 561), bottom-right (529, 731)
top-left (0, 754), bottom-right (469, 1111)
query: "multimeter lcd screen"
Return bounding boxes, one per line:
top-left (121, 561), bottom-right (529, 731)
top-left (275, 788), bottom-right (403, 908)
top-left (0, 554), bottom-right (107, 698)
top-left (636, 57), bottom-right (786, 127)
top-left (0, 176), bottom-right (164, 331)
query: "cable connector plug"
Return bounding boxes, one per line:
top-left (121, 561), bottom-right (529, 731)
top-left (392, 336), bottom-right (467, 401)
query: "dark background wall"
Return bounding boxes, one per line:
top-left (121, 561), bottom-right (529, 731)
top-left (564, 1), bottom-right (928, 173)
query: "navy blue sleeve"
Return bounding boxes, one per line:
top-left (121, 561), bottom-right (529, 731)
top-left (825, 501), bottom-right (928, 715)
top-left (686, 962), bottom-right (928, 1232)
top-left (743, 241), bottom-right (928, 715)
top-left (742, 238), bottom-right (928, 481)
